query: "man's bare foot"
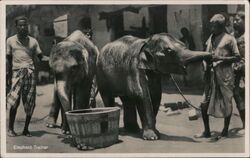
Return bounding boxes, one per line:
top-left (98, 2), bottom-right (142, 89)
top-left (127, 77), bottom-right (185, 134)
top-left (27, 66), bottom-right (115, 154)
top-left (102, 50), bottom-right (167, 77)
top-left (142, 129), bottom-right (159, 140)
top-left (209, 134), bottom-right (227, 142)
top-left (194, 131), bottom-right (211, 138)
top-left (8, 130), bottom-right (17, 137)
top-left (237, 129), bottom-right (245, 136)
top-left (22, 130), bottom-right (32, 137)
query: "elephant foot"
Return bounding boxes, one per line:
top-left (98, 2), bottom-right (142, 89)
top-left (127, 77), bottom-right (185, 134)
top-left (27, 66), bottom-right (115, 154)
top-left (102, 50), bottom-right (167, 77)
top-left (124, 123), bottom-right (140, 133)
top-left (221, 129), bottom-right (228, 137)
top-left (61, 128), bottom-right (71, 135)
top-left (7, 130), bottom-right (17, 137)
top-left (142, 129), bottom-right (159, 140)
top-left (76, 143), bottom-right (95, 150)
top-left (46, 117), bottom-right (57, 128)
top-left (46, 123), bottom-right (57, 128)
top-left (22, 130), bottom-right (32, 137)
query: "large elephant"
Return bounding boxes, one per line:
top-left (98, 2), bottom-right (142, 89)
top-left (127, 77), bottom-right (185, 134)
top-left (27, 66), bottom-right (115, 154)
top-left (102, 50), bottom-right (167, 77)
top-left (49, 30), bottom-right (98, 133)
top-left (96, 33), bottom-right (211, 140)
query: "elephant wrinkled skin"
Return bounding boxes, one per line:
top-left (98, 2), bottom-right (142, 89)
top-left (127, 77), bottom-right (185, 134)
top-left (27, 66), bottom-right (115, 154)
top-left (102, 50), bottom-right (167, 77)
top-left (96, 33), bottom-right (211, 140)
top-left (49, 30), bottom-right (98, 133)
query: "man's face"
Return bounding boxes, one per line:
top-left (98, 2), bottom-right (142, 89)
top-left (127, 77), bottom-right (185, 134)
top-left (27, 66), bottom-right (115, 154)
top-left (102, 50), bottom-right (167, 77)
top-left (85, 32), bottom-right (92, 39)
top-left (210, 22), bottom-right (223, 35)
top-left (16, 19), bottom-right (28, 37)
top-left (233, 14), bottom-right (244, 32)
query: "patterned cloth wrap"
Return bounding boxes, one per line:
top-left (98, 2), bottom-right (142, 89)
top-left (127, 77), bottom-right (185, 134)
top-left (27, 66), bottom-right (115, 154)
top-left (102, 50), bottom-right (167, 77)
top-left (7, 68), bottom-right (36, 116)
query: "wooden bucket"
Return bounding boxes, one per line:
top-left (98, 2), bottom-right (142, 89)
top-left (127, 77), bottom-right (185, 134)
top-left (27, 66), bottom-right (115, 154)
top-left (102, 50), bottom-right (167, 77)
top-left (65, 107), bottom-right (120, 148)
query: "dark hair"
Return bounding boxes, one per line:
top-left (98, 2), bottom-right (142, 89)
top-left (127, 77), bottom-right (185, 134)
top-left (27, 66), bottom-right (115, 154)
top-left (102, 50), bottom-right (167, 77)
top-left (15, 16), bottom-right (28, 26)
top-left (236, 11), bottom-right (245, 21)
top-left (181, 27), bottom-right (189, 34)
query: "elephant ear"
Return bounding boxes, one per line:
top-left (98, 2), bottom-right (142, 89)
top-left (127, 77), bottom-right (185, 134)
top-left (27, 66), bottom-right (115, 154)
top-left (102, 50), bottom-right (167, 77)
top-left (138, 42), bottom-right (156, 70)
top-left (68, 48), bottom-right (89, 76)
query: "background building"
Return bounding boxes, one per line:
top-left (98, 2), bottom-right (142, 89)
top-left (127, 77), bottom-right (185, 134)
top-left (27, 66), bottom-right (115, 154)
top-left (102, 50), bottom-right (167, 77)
top-left (6, 4), bottom-right (243, 88)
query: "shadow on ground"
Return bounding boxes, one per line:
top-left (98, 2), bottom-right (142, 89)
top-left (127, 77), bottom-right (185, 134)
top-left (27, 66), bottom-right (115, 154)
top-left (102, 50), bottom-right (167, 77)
top-left (119, 127), bottom-right (198, 143)
top-left (6, 130), bottom-right (59, 138)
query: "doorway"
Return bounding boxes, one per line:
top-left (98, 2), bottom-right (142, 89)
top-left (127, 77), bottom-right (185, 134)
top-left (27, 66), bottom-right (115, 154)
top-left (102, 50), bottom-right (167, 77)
top-left (149, 6), bottom-right (167, 34)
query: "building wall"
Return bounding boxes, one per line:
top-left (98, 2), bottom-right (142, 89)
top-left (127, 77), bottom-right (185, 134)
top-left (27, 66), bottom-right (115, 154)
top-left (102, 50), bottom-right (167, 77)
top-left (166, 5), bottom-right (204, 86)
top-left (167, 5), bottom-right (203, 51)
top-left (6, 5), bottom-right (241, 87)
top-left (91, 5), bottom-right (127, 49)
top-left (123, 7), bottom-right (149, 31)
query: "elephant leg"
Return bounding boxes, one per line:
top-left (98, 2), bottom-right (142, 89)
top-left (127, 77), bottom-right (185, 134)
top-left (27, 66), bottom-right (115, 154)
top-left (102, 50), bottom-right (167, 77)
top-left (151, 92), bottom-right (161, 117)
top-left (47, 89), bottom-right (61, 128)
top-left (136, 97), bottom-right (158, 140)
top-left (148, 87), bottom-right (161, 137)
top-left (99, 89), bottom-right (115, 107)
top-left (136, 70), bottom-right (159, 140)
top-left (102, 95), bottom-right (114, 107)
top-left (74, 80), bottom-right (92, 110)
top-left (60, 107), bottom-right (70, 134)
top-left (120, 96), bottom-right (140, 132)
top-left (56, 80), bottom-right (71, 134)
top-left (147, 72), bottom-right (162, 116)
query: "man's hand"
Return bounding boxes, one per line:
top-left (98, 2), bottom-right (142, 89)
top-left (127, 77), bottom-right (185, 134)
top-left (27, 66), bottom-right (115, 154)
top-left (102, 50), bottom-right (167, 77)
top-left (41, 55), bottom-right (50, 61)
top-left (38, 54), bottom-right (50, 62)
top-left (212, 55), bottom-right (222, 62)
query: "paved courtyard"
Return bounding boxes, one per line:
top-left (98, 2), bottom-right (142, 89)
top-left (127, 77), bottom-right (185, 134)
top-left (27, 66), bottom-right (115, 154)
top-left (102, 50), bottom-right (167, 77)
top-left (5, 84), bottom-right (245, 154)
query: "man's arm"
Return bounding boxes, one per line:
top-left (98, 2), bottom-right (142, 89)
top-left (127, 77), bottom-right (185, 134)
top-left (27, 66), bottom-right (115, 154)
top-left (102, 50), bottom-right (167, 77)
top-left (212, 55), bottom-right (240, 63)
top-left (6, 54), bottom-right (12, 74)
top-left (37, 53), bottom-right (50, 62)
top-left (37, 53), bottom-right (43, 61)
top-left (6, 54), bottom-right (12, 89)
top-left (6, 38), bottom-right (12, 79)
top-left (34, 39), bottom-right (49, 62)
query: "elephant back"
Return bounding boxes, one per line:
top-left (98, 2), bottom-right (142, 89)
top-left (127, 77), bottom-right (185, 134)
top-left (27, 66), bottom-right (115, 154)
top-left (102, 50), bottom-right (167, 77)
top-left (67, 30), bottom-right (98, 75)
top-left (65, 30), bottom-right (98, 58)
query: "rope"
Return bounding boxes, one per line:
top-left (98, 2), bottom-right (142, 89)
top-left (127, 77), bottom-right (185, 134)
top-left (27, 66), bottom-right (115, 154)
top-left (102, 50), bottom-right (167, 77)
top-left (170, 74), bottom-right (201, 111)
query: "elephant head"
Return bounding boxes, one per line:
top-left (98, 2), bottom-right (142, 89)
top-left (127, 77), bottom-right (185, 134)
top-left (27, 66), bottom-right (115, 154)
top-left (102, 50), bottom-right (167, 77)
top-left (138, 33), bottom-right (211, 74)
top-left (49, 40), bottom-right (89, 111)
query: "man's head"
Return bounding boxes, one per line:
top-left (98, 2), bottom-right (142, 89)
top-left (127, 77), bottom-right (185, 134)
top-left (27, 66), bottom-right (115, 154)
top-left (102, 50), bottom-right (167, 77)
top-left (233, 11), bottom-right (245, 35)
top-left (180, 27), bottom-right (189, 37)
top-left (15, 16), bottom-right (29, 38)
top-left (82, 28), bottom-right (93, 40)
top-left (210, 14), bottom-right (226, 35)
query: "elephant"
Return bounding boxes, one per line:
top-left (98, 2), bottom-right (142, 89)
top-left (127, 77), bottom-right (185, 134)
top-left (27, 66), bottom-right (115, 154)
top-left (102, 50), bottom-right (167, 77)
top-left (49, 30), bottom-right (98, 134)
top-left (96, 33), bottom-right (211, 140)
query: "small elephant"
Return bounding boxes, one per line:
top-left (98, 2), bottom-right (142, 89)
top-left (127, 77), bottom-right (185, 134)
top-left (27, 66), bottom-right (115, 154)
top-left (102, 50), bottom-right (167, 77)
top-left (49, 30), bottom-right (98, 134)
top-left (96, 33), bottom-right (211, 140)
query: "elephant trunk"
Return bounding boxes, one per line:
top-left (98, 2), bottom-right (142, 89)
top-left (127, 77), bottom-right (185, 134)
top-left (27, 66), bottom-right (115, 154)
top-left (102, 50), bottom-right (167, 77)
top-left (56, 80), bottom-right (72, 112)
top-left (180, 49), bottom-right (212, 64)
